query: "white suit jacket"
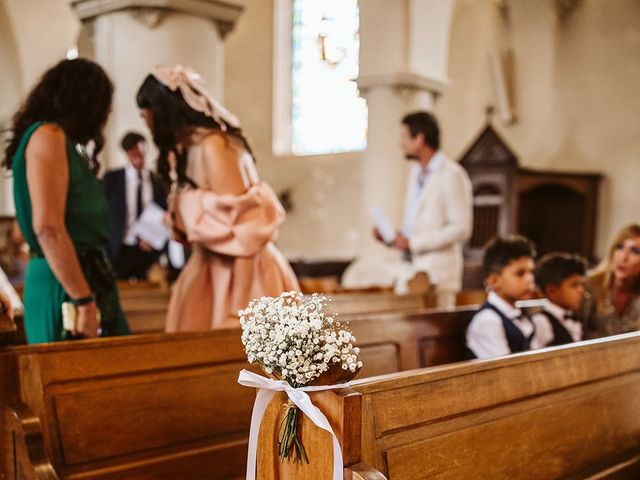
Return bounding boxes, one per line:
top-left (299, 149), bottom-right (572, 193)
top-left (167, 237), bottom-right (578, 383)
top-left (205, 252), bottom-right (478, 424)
top-left (404, 153), bottom-right (473, 292)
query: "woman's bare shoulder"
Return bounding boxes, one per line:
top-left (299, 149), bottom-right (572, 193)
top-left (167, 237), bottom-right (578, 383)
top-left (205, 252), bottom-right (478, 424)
top-left (30, 123), bottom-right (65, 142)
top-left (198, 131), bottom-right (244, 165)
top-left (26, 124), bottom-right (66, 156)
top-left (195, 131), bottom-right (246, 193)
top-left (199, 130), bottom-right (240, 151)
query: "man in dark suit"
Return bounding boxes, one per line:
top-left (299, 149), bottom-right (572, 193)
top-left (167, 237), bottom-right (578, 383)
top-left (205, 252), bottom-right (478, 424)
top-left (103, 132), bottom-right (168, 280)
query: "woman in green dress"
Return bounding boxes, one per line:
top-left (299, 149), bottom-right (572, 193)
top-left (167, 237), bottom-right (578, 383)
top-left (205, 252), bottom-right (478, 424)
top-left (4, 58), bottom-right (129, 343)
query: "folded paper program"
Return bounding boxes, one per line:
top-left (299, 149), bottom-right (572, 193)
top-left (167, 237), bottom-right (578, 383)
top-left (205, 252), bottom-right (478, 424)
top-left (237, 369), bottom-right (349, 480)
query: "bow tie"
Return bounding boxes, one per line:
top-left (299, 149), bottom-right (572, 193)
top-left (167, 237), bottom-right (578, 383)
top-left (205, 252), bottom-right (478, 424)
top-left (563, 312), bottom-right (577, 321)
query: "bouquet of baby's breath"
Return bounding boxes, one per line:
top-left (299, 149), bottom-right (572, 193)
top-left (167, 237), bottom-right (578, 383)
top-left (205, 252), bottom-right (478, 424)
top-left (239, 291), bottom-right (362, 464)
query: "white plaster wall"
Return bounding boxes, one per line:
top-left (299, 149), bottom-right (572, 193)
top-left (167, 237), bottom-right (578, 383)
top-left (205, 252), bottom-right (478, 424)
top-left (0, 0), bottom-right (22, 215)
top-left (0, 0), bottom-right (78, 215)
top-left (436, 0), bottom-right (640, 257)
top-left (2, 0), bottom-right (79, 88)
top-left (408, 0), bottom-right (455, 81)
top-left (92, 11), bottom-right (224, 170)
top-left (359, 0), bottom-right (409, 76)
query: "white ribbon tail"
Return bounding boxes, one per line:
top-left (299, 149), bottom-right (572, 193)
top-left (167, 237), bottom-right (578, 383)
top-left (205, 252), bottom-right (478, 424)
top-left (286, 389), bottom-right (344, 480)
top-left (245, 388), bottom-right (275, 480)
top-left (238, 369), bottom-right (347, 480)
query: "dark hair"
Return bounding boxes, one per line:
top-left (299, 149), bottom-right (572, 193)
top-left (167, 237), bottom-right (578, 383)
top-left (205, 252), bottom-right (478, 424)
top-left (136, 74), bottom-right (255, 187)
top-left (535, 252), bottom-right (587, 293)
top-left (483, 235), bottom-right (537, 277)
top-left (4, 58), bottom-right (113, 171)
top-left (120, 131), bottom-right (146, 151)
top-left (401, 111), bottom-right (440, 150)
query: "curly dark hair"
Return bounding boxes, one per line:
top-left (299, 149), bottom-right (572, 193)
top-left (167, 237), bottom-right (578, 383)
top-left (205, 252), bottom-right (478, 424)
top-left (136, 74), bottom-right (255, 187)
top-left (3, 58), bottom-right (113, 172)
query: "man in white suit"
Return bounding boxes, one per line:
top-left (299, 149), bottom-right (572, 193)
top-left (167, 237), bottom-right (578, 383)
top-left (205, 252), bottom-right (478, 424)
top-left (374, 111), bottom-right (473, 306)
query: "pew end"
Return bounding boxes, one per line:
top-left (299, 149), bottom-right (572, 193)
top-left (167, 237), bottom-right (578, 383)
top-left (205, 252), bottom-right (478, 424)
top-left (4, 402), bottom-right (59, 480)
top-left (256, 387), bottom-right (363, 480)
top-left (1, 331), bottom-right (257, 479)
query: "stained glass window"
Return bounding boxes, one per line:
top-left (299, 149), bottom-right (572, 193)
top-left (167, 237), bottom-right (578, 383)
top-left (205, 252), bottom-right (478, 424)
top-left (291, 0), bottom-right (367, 155)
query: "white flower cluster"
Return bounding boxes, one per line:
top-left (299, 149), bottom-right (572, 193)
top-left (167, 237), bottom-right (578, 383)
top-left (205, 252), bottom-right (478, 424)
top-left (239, 291), bottom-right (363, 387)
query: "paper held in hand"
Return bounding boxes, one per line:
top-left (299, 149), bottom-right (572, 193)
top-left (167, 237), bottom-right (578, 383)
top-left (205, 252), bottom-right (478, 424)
top-left (369, 207), bottom-right (397, 243)
top-left (129, 202), bottom-right (171, 250)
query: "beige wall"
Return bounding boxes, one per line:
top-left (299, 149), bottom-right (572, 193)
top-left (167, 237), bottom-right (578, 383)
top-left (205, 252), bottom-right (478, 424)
top-left (2, 0), bottom-right (78, 89)
top-left (226, 0), bottom-right (640, 260)
top-left (437, 0), bottom-right (640, 256)
top-left (0, 0), bottom-right (79, 215)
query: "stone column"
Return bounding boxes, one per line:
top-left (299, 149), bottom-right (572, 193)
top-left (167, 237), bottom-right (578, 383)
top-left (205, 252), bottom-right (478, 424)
top-left (71, 0), bottom-right (245, 170)
top-left (342, 0), bottom-right (455, 288)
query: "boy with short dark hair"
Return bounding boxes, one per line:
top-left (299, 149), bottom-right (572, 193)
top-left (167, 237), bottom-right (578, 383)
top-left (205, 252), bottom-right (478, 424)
top-left (465, 236), bottom-right (537, 359)
top-left (532, 252), bottom-right (587, 347)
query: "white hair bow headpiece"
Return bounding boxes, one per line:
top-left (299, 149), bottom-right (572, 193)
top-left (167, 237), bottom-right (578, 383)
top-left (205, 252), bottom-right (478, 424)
top-left (151, 65), bottom-right (240, 131)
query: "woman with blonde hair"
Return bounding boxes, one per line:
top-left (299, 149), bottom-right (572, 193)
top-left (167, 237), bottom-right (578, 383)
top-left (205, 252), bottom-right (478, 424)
top-left (583, 223), bottom-right (640, 338)
top-left (136, 66), bottom-right (299, 330)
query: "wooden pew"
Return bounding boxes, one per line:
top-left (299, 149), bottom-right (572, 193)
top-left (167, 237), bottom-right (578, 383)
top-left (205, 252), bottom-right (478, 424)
top-left (0, 303), bottom-right (477, 479)
top-left (117, 281), bottom-right (170, 333)
top-left (346, 306), bottom-right (475, 378)
top-left (2, 299), bottom-right (555, 479)
top-left (257, 332), bottom-right (640, 479)
top-left (2, 330), bottom-right (255, 480)
top-left (455, 288), bottom-right (487, 306)
top-left (328, 291), bottom-right (436, 316)
top-left (119, 286), bottom-right (440, 335)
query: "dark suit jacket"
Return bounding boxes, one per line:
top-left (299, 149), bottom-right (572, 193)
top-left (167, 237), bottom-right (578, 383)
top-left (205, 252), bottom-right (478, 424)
top-left (102, 168), bottom-right (167, 261)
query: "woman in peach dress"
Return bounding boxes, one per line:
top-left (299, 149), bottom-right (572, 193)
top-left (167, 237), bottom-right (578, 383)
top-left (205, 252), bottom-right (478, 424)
top-left (136, 66), bottom-right (299, 330)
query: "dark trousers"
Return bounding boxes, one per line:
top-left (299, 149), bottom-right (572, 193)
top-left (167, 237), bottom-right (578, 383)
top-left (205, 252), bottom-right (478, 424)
top-left (114, 244), bottom-right (160, 280)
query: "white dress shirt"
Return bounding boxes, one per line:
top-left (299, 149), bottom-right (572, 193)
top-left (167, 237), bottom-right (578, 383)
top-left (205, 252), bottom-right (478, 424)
top-left (402, 152), bottom-right (445, 237)
top-left (123, 165), bottom-right (153, 245)
top-left (466, 291), bottom-right (536, 359)
top-left (531, 301), bottom-right (583, 348)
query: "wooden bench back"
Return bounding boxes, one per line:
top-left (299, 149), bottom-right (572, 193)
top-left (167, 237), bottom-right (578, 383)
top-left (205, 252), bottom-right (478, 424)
top-left (328, 291), bottom-right (435, 315)
top-left (118, 286), bottom-right (439, 335)
top-left (3, 330), bottom-right (255, 479)
top-left (257, 333), bottom-right (640, 479)
top-left (117, 281), bottom-right (171, 333)
top-left (346, 306), bottom-right (475, 377)
top-left (0, 303), bottom-right (480, 479)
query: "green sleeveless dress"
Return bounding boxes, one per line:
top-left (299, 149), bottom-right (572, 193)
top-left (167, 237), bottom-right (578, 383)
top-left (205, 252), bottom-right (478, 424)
top-left (12, 122), bottom-right (130, 343)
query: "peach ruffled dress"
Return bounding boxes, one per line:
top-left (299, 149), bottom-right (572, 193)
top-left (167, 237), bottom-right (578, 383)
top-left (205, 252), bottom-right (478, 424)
top-left (165, 131), bottom-right (299, 331)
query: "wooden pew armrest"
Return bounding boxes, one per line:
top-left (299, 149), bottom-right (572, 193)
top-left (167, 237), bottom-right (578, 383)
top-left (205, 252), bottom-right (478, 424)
top-left (346, 463), bottom-right (388, 480)
top-left (5, 403), bottom-right (60, 480)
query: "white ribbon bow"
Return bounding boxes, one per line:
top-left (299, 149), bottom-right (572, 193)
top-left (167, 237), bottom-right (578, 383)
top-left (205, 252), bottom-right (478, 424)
top-left (238, 369), bottom-right (349, 480)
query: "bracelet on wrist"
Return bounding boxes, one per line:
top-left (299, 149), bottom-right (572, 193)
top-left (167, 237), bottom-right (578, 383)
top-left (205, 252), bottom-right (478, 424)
top-left (70, 294), bottom-right (95, 306)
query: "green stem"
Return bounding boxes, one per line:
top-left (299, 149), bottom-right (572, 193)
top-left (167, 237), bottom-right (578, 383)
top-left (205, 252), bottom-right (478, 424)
top-left (277, 406), bottom-right (309, 464)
